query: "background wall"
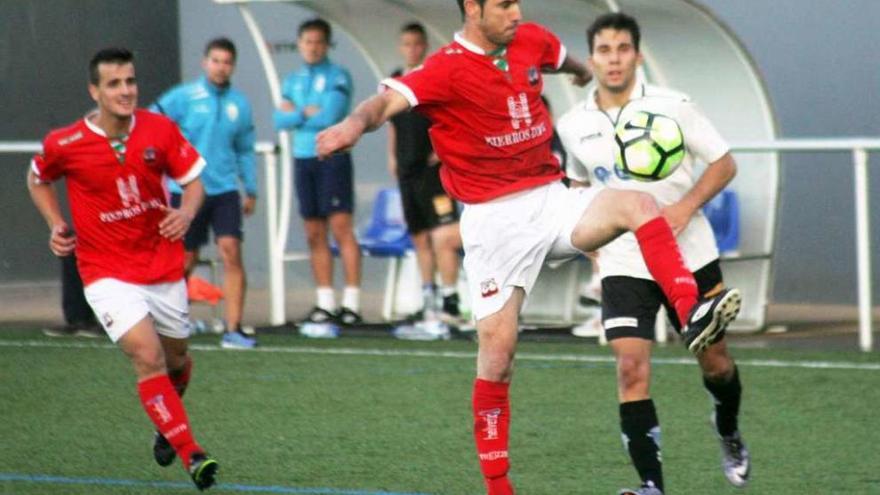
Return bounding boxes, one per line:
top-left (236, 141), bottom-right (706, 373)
top-left (0, 0), bottom-right (181, 282)
top-left (2, 0), bottom-right (879, 310)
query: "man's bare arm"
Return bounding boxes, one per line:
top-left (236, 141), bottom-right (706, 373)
top-left (316, 89), bottom-right (411, 159)
top-left (553, 54), bottom-right (592, 87)
top-left (27, 169), bottom-right (75, 256)
top-left (159, 177), bottom-right (204, 241)
top-left (662, 152), bottom-right (737, 235)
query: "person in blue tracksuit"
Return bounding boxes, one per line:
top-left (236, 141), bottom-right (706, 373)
top-left (152, 37), bottom-right (258, 349)
top-left (274, 18), bottom-right (363, 326)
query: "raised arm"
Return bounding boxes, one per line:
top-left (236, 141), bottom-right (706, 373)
top-left (556, 54), bottom-right (592, 87)
top-left (315, 89), bottom-right (411, 160)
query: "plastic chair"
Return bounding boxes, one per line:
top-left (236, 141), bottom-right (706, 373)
top-left (703, 189), bottom-right (740, 255)
top-left (358, 187), bottom-right (414, 256)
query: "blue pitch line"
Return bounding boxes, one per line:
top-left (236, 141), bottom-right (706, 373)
top-left (0, 473), bottom-right (431, 495)
top-left (2, 339), bottom-right (879, 371)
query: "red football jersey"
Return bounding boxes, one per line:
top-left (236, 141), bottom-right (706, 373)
top-left (382, 22), bottom-right (566, 203)
top-left (31, 109), bottom-right (205, 286)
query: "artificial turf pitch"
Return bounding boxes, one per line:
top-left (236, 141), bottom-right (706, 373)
top-left (1, 329), bottom-right (879, 494)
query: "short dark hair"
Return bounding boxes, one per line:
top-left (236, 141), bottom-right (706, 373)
top-left (400, 22), bottom-right (427, 38)
top-left (456, 0), bottom-right (487, 19)
top-left (587, 12), bottom-right (641, 53)
top-left (204, 37), bottom-right (237, 61)
top-left (89, 47), bottom-right (134, 85)
top-left (298, 17), bottom-right (332, 43)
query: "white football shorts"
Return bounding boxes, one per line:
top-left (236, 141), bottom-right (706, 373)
top-left (84, 278), bottom-right (191, 342)
top-left (459, 181), bottom-right (598, 321)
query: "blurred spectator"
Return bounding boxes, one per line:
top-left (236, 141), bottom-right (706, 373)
top-left (153, 37), bottom-right (258, 349)
top-left (274, 18), bottom-right (363, 326)
top-left (388, 22), bottom-right (463, 323)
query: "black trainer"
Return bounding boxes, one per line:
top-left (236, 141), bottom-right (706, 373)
top-left (681, 288), bottom-right (742, 355)
top-left (153, 431), bottom-right (176, 467)
top-left (336, 307), bottom-right (363, 326)
top-left (188, 452), bottom-right (219, 491)
top-left (303, 306), bottom-right (336, 324)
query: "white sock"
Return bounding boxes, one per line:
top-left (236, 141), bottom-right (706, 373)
top-left (440, 285), bottom-right (458, 298)
top-left (316, 287), bottom-right (336, 312)
top-left (421, 284), bottom-right (436, 311)
top-left (342, 286), bottom-right (360, 312)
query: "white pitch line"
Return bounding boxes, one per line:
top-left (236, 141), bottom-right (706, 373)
top-left (1, 339), bottom-right (879, 371)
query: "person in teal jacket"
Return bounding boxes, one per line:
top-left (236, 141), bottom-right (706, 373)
top-left (152, 37), bottom-right (258, 350)
top-left (274, 18), bottom-right (363, 326)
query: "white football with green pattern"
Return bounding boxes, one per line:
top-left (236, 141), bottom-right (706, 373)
top-left (614, 111), bottom-right (685, 182)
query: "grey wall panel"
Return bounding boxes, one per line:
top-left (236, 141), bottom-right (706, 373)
top-left (0, 0), bottom-right (180, 283)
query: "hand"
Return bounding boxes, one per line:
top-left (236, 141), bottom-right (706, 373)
top-left (279, 100), bottom-right (295, 112)
top-left (49, 223), bottom-right (76, 257)
top-left (427, 152), bottom-right (441, 167)
top-left (570, 67), bottom-right (592, 87)
top-left (158, 205), bottom-right (194, 241)
top-left (303, 105), bottom-right (321, 118)
top-left (243, 196), bottom-right (257, 216)
top-left (661, 202), bottom-right (696, 236)
top-left (316, 119), bottom-right (365, 160)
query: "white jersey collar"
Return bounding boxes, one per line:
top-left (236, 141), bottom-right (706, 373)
top-left (586, 74), bottom-right (648, 111)
top-left (454, 31), bottom-right (488, 55)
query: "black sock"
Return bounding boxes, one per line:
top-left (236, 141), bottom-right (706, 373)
top-left (620, 399), bottom-right (664, 491)
top-left (704, 365), bottom-right (742, 437)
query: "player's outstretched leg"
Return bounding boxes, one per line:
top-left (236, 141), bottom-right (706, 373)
top-left (625, 198), bottom-right (740, 356)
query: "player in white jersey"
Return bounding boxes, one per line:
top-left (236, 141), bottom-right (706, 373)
top-left (557, 13), bottom-right (750, 495)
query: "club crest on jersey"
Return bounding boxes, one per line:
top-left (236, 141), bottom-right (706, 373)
top-left (143, 146), bottom-right (156, 163)
top-left (226, 103), bottom-right (239, 122)
top-left (480, 278), bottom-right (499, 298)
top-left (527, 66), bottom-right (539, 86)
top-left (507, 93), bottom-right (532, 130)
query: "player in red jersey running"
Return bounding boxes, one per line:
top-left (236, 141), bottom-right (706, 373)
top-left (317, 2), bottom-right (741, 493)
top-left (27, 48), bottom-right (219, 491)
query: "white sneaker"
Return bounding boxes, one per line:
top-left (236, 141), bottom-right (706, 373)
top-left (299, 322), bottom-right (340, 339)
top-left (572, 314), bottom-right (603, 338)
top-left (393, 320), bottom-right (451, 341)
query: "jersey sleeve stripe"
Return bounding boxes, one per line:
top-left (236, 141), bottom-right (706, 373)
top-left (381, 78), bottom-right (419, 108)
top-left (556, 44), bottom-right (568, 70)
top-left (29, 158), bottom-right (50, 183)
top-left (173, 156), bottom-right (206, 186)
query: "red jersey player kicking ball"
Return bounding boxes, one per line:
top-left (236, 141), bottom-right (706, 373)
top-left (316, 1), bottom-right (741, 493)
top-left (28, 47), bottom-right (219, 491)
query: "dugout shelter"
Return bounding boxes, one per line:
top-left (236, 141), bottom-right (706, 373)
top-left (216, 0), bottom-right (780, 332)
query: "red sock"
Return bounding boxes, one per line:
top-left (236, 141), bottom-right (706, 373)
top-left (138, 374), bottom-right (201, 466)
top-left (169, 356), bottom-right (193, 398)
top-left (635, 217), bottom-right (699, 324)
top-left (473, 379), bottom-right (514, 495)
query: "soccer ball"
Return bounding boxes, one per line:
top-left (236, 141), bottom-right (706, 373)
top-left (614, 111), bottom-right (685, 181)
